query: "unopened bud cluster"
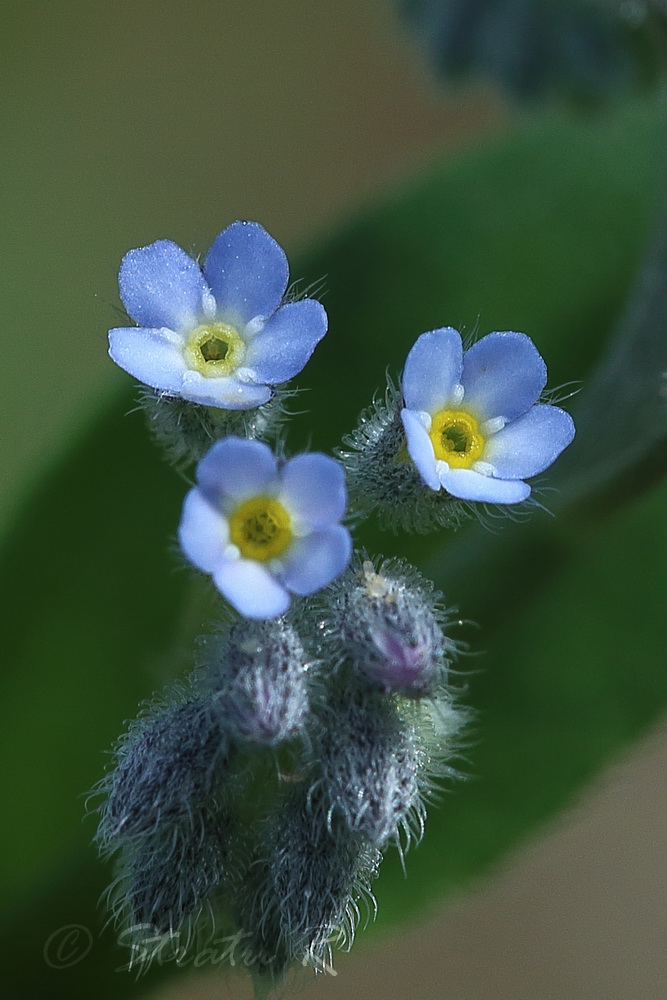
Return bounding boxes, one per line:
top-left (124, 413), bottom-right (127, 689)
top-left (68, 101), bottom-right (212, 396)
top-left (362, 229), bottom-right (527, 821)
top-left (96, 220), bottom-right (574, 987)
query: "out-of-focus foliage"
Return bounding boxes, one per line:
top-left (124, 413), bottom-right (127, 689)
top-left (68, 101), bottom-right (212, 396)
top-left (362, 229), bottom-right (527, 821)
top-left (0, 101), bottom-right (663, 997)
top-left (401, 0), bottom-right (667, 103)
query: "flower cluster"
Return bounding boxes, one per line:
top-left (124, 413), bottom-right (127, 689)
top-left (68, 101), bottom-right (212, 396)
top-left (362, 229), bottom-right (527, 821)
top-left (98, 220), bottom-right (575, 986)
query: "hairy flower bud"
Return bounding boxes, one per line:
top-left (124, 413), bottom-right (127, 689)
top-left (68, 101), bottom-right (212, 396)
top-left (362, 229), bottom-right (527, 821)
top-left (139, 387), bottom-right (289, 470)
top-left (109, 805), bottom-right (230, 948)
top-left (313, 680), bottom-right (426, 848)
top-left (324, 557), bottom-right (456, 697)
top-left (339, 379), bottom-right (473, 531)
top-left (198, 619), bottom-right (312, 748)
top-left (96, 696), bottom-right (228, 852)
top-left (239, 788), bottom-right (380, 978)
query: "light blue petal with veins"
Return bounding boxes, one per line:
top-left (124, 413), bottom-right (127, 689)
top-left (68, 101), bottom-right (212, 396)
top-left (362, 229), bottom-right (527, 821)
top-left (280, 453), bottom-right (347, 527)
top-left (484, 404), bottom-right (576, 479)
top-left (402, 328), bottom-right (463, 414)
top-left (214, 559), bottom-right (290, 619)
top-left (178, 488), bottom-right (228, 574)
top-left (118, 239), bottom-right (208, 331)
top-left (280, 525), bottom-right (352, 596)
top-left (108, 327), bottom-right (186, 393)
top-left (244, 300), bottom-right (327, 384)
top-left (461, 331), bottom-right (547, 421)
top-left (203, 221), bottom-right (289, 327)
top-left (196, 437), bottom-right (277, 505)
top-left (401, 408), bottom-right (440, 490)
top-left (180, 370), bottom-right (272, 409)
top-left (439, 466), bottom-right (531, 504)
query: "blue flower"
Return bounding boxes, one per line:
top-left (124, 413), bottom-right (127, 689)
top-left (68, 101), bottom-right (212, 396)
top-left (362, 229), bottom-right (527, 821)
top-left (108, 221), bottom-right (327, 409)
top-left (400, 328), bottom-right (575, 504)
top-left (178, 437), bottom-right (352, 619)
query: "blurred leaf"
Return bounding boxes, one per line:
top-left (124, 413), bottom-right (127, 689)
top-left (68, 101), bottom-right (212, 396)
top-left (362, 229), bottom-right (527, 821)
top-left (400, 0), bottom-right (667, 105)
top-left (0, 100), bottom-right (663, 996)
top-left (375, 475), bottom-right (667, 924)
top-left (556, 166), bottom-right (667, 512)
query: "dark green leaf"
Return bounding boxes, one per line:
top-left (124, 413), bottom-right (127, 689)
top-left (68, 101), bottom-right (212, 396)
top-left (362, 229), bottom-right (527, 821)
top-left (0, 100), bottom-right (663, 996)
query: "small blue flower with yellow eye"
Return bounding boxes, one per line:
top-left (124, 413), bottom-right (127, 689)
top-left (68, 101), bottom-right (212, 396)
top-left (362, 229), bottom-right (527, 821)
top-left (178, 437), bottom-right (352, 619)
top-left (401, 328), bottom-right (575, 504)
top-left (109, 221), bottom-right (327, 409)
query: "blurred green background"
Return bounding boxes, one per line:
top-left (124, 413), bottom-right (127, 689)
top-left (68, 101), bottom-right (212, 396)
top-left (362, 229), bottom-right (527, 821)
top-left (2, 2), bottom-right (667, 999)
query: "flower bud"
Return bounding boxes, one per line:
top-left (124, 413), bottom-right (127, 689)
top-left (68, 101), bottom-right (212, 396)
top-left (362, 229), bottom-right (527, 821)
top-left (140, 388), bottom-right (289, 470)
top-left (314, 680), bottom-right (425, 848)
top-left (96, 696), bottom-right (228, 852)
top-left (198, 619), bottom-right (312, 748)
top-left (324, 557), bottom-right (455, 697)
top-left (110, 805), bottom-right (229, 944)
top-left (239, 788), bottom-right (380, 979)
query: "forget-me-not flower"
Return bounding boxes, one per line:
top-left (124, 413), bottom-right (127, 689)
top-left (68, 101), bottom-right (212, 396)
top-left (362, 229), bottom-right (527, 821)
top-left (179, 437), bottom-right (352, 619)
top-left (109, 221), bottom-right (327, 409)
top-left (401, 328), bottom-right (575, 504)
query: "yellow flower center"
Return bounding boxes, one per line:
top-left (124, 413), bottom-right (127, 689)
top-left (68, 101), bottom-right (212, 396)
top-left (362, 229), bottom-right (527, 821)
top-left (429, 409), bottom-right (485, 469)
top-left (183, 322), bottom-right (246, 378)
top-left (229, 496), bottom-right (293, 561)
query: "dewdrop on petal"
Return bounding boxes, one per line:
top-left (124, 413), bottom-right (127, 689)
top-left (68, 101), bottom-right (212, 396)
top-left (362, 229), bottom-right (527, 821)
top-left (198, 618), bottom-right (312, 748)
top-left (323, 556), bottom-right (456, 697)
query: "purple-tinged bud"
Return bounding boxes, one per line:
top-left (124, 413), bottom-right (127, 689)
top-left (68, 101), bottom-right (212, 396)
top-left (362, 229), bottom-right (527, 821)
top-left (198, 619), bottom-right (311, 748)
top-left (323, 557), bottom-right (456, 697)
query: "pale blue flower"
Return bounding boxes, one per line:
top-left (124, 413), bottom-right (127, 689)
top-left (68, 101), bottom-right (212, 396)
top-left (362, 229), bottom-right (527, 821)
top-left (179, 437), bottom-right (352, 619)
top-left (109, 221), bottom-right (327, 409)
top-left (401, 328), bottom-right (575, 504)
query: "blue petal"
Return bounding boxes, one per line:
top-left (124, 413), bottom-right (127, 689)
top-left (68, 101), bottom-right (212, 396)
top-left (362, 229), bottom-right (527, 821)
top-left (196, 437), bottom-right (277, 505)
top-left (402, 328), bottom-right (463, 413)
top-left (439, 466), bottom-right (531, 504)
top-left (180, 370), bottom-right (272, 409)
top-left (244, 300), bottom-right (327, 384)
top-left (461, 331), bottom-right (547, 421)
top-left (213, 559), bottom-right (290, 619)
top-left (280, 525), bottom-right (352, 596)
top-left (108, 327), bottom-right (186, 393)
top-left (401, 408), bottom-right (440, 490)
top-left (203, 221), bottom-right (289, 327)
top-left (279, 453), bottom-right (347, 527)
top-left (118, 240), bottom-right (208, 331)
top-left (178, 488), bottom-right (228, 573)
top-left (484, 405), bottom-right (575, 479)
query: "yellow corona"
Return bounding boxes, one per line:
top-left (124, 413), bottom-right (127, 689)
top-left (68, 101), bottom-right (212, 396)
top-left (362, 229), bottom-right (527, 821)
top-left (229, 496), bottom-right (293, 561)
top-left (183, 322), bottom-right (247, 378)
top-left (428, 409), bottom-right (485, 468)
